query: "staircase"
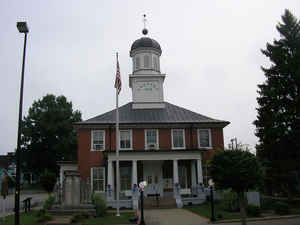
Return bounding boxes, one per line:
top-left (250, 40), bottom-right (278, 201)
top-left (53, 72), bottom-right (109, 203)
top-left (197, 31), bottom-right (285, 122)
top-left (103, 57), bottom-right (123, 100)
top-left (144, 196), bottom-right (177, 209)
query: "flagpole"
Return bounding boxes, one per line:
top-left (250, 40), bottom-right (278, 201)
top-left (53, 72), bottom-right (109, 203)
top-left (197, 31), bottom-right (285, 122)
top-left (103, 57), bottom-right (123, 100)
top-left (115, 52), bottom-right (120, 217)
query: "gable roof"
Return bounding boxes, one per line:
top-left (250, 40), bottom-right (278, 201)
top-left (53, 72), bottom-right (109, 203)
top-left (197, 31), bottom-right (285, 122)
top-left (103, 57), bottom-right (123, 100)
top-left (76, 102), bottom-right (229, 126)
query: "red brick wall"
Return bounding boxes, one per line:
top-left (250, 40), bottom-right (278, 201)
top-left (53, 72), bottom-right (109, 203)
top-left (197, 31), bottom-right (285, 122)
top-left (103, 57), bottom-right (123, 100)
top-left (77, 129), bottom-right (106, 180)
top-left (158, 129), bottom-right (171, 149)
top-left (77, 127), bottom-right (225, 179)
top-left (133, 129), bottom-right (144, 149)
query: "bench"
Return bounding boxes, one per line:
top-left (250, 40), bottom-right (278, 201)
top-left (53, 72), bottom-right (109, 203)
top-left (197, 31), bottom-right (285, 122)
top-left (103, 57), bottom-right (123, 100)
top-left (22, 197), bottom-right (32, 213)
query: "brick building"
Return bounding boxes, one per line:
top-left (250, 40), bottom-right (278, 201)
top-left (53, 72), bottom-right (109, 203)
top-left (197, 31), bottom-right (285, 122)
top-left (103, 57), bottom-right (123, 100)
top-left (74, 28), bottom-right (229, 205)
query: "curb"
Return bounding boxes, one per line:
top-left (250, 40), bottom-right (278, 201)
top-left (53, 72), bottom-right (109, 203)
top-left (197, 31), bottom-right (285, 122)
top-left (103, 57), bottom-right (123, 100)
top-left (211, 214), bottom-right (300, 224)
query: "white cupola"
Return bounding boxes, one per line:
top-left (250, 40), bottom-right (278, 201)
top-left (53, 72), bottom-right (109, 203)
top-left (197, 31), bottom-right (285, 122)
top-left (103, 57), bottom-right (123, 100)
top-left (129, 27), bottom-right (166, 109)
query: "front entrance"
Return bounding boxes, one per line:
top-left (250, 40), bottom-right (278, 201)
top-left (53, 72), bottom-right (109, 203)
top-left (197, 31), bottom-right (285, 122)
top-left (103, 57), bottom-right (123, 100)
top-left (143, 161), bottom-right (163, 197)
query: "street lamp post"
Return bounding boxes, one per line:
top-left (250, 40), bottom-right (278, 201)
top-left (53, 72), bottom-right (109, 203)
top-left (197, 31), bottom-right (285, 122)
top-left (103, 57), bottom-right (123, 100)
top-left (15, 21), bottom-right (29, 225)
top-left (139, 181), bottom-right (147, 225)
top-left (209, 179), bottom-right (215, 222)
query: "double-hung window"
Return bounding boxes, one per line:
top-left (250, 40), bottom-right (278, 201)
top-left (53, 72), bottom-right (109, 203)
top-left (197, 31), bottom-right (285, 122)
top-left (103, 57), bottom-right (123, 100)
top-left (172, 129), bottom-right (185, 149)
top-left (120, 130), bottom-right (132, 150)
top-left (198, 129), bottom-right (212, 148)
top-left (145, 129), bottom-right (158, 150)
top-left (91, 130), bottom-right (105, 151)
top-left (91, 167), bottom-right (105, 192)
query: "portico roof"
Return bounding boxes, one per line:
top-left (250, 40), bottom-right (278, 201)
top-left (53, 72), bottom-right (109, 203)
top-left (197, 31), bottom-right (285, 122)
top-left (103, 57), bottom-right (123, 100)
top-left (75, 102), bottom-right (229, 127)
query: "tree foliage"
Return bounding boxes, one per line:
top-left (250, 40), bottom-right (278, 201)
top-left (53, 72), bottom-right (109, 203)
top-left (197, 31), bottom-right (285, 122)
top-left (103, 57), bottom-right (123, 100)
top-left (210, 150), bottom-right (262, 225)
top-left (254, 9), bottom-right (300, 196)
top-left (21, 94), bottom-right (82, 176)
top-left (210, 150), bottom-right (262, 193)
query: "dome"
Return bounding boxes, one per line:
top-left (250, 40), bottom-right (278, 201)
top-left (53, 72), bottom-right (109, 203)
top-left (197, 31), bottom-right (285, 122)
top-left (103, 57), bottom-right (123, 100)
top-left (130, 37), bottom-right (162, 56)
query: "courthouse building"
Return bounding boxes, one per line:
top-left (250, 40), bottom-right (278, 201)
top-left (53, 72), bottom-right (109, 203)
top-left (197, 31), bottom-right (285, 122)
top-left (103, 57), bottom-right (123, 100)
top-left (74, 28), bottom-right (229, 207)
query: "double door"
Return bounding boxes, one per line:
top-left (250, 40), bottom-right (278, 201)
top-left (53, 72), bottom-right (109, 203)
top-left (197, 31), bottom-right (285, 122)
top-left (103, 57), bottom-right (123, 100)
top-left (143, 161), bottom-right (163, 196)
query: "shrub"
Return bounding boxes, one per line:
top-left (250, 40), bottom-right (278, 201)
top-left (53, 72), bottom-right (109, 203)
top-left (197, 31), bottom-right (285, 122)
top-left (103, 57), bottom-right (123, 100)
top-left (261, 198), bottom-right (276, 210)
top-left (43, 194), bottom-right (55, 210)
top-left (246, 204), bottom-right (261, 217)
top-left (40, 170), bottom-right (57, 193)
top-left (274, 201), bottom-right (290, 215)
top-left (36, 209), bottom-right (52, 223)
top-left (221, 190), bottom-right (239, 212)
top-left (92, 193), bottom-right (106, 217)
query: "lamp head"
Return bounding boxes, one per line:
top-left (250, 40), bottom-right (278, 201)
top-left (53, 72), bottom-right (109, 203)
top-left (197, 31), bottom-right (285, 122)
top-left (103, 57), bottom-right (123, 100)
top-left (17, 22), bottom-right (29, 33)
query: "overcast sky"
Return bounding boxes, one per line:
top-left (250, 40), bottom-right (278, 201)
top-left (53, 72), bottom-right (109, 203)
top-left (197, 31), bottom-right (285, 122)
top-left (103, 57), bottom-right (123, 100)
top-left (1, 0), bottom-right (299, 155)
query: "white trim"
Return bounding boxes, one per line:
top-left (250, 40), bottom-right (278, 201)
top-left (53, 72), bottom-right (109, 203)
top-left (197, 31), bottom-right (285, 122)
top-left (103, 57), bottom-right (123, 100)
top-left (119, 130), bottom-right (133, 150)
top-left (91, 167), bottom-right (106, 193)
top-left (197, 129), bottom-right (212, 149)
top-left (144, 129), bottom-right (159, 150)
top-left (107, 151), bottom-right (201, 161)
top-left (91, 130), bottom-right (105, 151)
top-left (171, 129), bottom-right (186, 150)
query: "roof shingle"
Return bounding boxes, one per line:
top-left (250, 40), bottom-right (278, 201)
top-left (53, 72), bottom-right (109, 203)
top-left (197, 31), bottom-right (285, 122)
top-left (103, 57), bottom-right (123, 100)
top-left (77, 102), bottom-right (229, 126)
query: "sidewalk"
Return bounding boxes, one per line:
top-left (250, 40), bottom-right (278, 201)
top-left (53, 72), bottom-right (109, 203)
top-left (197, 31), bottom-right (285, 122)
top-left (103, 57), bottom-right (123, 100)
top-left (144, 208), bottom-right (209, 225)
top-left (215, 217), bottom-right (300, 225)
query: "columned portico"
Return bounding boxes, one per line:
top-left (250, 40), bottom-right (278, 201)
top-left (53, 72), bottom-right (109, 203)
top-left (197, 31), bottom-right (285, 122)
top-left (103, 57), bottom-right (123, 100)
top-left (106, 150), bottom-right (204, 197)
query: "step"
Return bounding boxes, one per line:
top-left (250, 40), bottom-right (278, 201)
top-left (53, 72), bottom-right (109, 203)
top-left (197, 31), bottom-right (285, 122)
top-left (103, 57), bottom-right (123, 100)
top-left (46, 216), bottom-right (71, 225)
top-left (144, 197), bottom-right (177, 209)
top-left (49, 208), bottom-right (96, 216)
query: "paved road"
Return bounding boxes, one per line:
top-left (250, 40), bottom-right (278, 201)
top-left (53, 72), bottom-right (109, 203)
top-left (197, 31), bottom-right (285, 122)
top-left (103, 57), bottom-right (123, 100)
top-left (218, 217), bottom-right (300, 225)
top-left (144, 208), bottom-right (209, 225)
top-left (0, 192), bottom-right (48, 218)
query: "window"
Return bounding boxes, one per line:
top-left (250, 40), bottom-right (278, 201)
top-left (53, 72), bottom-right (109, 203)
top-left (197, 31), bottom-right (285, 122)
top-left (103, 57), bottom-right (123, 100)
top-left (91, 167), bottom-right (105, 192)
top-left (120, 130), bottom-right (132, 150)
top-left (91, 130), bottom-right (105, 151)
top-left (144, 55), bottom-right (150, 68)
top-left (145, 129), bottom-right (158, 149)
top-left (120, 166), bottom-right (131, 190)
top-left (172, 129), bottom-right (185, 149)
top-left (153, 56), bottom-right (159, 71)
top-left (135, 56), bottom-right (140, 70)
top-left (198, 129), bottom-right (212, 148)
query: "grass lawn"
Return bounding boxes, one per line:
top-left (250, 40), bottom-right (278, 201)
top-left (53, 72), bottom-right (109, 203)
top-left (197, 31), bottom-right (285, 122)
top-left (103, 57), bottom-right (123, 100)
top-left (1, 211), bottom-right (40, 225)
top-left (1, 211), bottom-right (133, 225)
top-left (184, 202), bottom-right (242, 221)
top-left (83, 212), bottom-right (133, 225)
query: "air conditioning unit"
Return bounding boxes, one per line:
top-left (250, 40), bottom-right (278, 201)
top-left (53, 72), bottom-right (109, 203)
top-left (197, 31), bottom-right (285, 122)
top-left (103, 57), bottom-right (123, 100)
top-left (147, 143), bottom-right (157, 150)
top-left (93, 144), bottom-right (103, 150)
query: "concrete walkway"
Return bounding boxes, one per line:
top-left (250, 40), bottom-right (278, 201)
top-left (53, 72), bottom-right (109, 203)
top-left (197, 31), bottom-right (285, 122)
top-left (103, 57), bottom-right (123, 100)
top-left (144, 208), bottom-right (209, 225)
top-left (219, 217), bottom-right (300, 225)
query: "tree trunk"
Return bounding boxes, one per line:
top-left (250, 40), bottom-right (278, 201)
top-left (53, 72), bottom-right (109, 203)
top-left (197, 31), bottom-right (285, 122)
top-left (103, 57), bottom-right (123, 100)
top-left (238, 191), bottom-right (247, 225)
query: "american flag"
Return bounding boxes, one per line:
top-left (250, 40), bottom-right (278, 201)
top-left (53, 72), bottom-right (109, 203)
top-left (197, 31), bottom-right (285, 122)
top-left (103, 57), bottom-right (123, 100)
top-left (114, 54), bottom-right (121, 94)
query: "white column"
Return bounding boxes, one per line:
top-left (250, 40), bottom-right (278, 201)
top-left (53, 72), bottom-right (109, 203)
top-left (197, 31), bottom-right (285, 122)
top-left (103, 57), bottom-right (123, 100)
top-left (107, 160), bottom-right (113, 186)
top-left (197, 158), bottom-right (203, 184)
top-left (107, 160), bottom-right (113, 200)
top-left (191, 160), bottom-right (197, 186)
top-left (132, 160), bottom-right (137, 187)
top-left (60, 167), bottom-right (63, 186)
top-left (173, 159), bottom-right (179, 184)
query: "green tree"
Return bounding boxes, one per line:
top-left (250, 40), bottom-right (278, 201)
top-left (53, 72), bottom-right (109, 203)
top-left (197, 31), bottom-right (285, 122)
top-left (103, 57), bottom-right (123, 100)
top-left (254, 9), bottom-right (300, 197)
top-left (21, 94), bottom-right (82, 176)
top-left (210, 150), bottom-right (262, 225)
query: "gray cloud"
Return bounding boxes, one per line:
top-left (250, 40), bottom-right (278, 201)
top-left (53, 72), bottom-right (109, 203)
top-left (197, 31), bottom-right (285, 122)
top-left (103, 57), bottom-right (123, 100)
top-left (1, 0), bottom-right (299, 154)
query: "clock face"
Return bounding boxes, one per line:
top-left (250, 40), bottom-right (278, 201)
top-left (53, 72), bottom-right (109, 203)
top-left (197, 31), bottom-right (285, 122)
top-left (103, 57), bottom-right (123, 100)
top-left (137, 81), bottom-right (159, 91)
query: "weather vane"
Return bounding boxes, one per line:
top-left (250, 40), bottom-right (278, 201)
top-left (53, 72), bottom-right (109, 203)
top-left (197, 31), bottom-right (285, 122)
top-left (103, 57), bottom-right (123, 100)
top-left (142, 14), bottom-right (148, 35)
